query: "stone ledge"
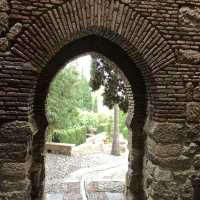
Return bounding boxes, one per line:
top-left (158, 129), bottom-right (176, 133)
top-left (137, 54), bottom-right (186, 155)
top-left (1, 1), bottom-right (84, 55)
top-left (46, 143), bottom-right (75, 156)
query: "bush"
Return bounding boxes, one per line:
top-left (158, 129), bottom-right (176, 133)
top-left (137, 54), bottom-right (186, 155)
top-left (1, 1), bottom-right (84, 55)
top-left (78, 111), bottom-right (111, 134)
top-left (78, 111), bottom-right (98, 130)
top-left (52, 127), bottom-right (86, 145)
top-left (120, 111), bottom-right (128, 139)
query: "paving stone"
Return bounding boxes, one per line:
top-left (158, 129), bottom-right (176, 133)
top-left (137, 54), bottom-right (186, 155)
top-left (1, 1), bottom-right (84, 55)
top-left (46, 193), bottom-right (64, 200)
top-left (106, 192), bottom-right (124, 200)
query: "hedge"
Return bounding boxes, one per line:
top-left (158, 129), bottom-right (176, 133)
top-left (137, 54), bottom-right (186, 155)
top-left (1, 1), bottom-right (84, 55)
top-left (52, 127), bottom-right (86, 145)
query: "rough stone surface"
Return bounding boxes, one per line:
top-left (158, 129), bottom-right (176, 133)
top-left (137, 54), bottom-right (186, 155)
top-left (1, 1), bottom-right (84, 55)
top-left (144, 120), bottom-right (184, 144)
top-left (186, 102), bottom-right (200, 123)
top-left (0, 12), bottom-right (9, 35)
top-left (177, 49), bottom-right (200, 64)
top-left (6, 23), bottom-right (23, 41)
top-left (179, 6), bottom-right (200, 29)
top-left (0, 37), bottom-right (9, 51)
top-left (0, 0), bottom-right (9, 12)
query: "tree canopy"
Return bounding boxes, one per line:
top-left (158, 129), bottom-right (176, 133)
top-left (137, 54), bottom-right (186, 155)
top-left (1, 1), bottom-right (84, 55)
top-left (90, 54), bottom-right (128, 112)
top-left (47, 65), bottom-right (93, 130)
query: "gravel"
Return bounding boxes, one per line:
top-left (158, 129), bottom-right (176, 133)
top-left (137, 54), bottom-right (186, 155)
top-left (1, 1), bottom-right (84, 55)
top-left (45, 152), bottom-right (128, 193)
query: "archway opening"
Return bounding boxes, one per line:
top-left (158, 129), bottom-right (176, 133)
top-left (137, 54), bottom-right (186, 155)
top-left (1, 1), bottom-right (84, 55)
top-left (45, 53), bottom-right (130, 199)
top-left (32, 35), bottom-right (148, 200)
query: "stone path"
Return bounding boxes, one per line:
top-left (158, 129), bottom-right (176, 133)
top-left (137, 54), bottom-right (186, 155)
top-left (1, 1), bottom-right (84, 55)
top-left (45, 134), bottom-right (128, 199)
top-left (45, 152), bottom-right (128, 199)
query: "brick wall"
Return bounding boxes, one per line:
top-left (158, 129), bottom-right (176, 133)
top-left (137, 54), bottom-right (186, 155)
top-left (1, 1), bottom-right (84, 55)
top-left (0, 0), bottom-right (200, 199)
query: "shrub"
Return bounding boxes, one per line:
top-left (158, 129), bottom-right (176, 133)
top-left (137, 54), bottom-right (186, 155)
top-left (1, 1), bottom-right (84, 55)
top-left (52, 127), bottom-right (86, 145)
top-left (120, 111), bottom-right (128, 139)
top-left (78, 111), bottom-right (111, 134)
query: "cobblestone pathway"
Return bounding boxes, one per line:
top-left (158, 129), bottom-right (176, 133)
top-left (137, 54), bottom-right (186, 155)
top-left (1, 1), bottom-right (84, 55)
top-left (45, 152), bottom-right (128, 200)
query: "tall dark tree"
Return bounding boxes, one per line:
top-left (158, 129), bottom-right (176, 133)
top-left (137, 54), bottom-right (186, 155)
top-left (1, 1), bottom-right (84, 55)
top-left (90, 54), bottom-right (128, 112)
top-left (90, 54), bottom-right (128, 156)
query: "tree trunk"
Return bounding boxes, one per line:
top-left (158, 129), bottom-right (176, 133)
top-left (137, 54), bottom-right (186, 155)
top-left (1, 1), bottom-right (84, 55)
top-left (111, 104), bottom-right (120, 156)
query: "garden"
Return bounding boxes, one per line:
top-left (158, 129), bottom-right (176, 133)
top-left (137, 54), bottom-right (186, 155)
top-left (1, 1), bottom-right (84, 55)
top-left (46, 54), bottom-right (129, 149)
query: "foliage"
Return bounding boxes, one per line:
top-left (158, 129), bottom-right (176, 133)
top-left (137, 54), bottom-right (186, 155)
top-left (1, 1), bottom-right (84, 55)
top-left (92, 96), bottom-right (98, 113)
top-left (104, 111), bottom-right (128, 140)
top-left (47, 66), bottom-right (81, 129)
top-left (47, 65), bottom-right (93, 129)
top-left (90, 54), bottom-right (128, 112)
top-left (120, 111), bottom-right (128, 139)
top-left (52, 127), bottom-right (86, 145)
top-left (78, 111), bottom-right (98, 130)
top-left (77, 77), bottom-right (93, 111)
top-left (78, 111), bottom-right (111, 134)
top-left (46, 64), bottom-right (93, 144)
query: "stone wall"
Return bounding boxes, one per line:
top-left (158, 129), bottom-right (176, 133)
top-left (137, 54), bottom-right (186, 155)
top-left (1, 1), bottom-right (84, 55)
top-left (46, 142), bottom-right (75, 156)
top-left (0, 0), bottom-right (200, 200)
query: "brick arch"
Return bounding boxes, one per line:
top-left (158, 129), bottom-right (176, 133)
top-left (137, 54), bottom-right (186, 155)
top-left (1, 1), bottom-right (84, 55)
top-left (8, 1), bottom-right (176, 199)
top-left (32, 35), bottom-right (147, 200)
top-left (11, 0), bottom-right (175, 76)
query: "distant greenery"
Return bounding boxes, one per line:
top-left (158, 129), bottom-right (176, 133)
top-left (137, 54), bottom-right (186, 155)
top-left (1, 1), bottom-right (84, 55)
top-left (106, 111), bottom-right (128, 140)
top-left (46, 65), bottom-right (93, 143)
top-left (78, 111), bottom-right (112, 133)
top-left (120, 111), bottom-right (128, 139)
top-left (46, 58), bottom-right (129, 146)
top-left (52, 127), bottom-right (86, 145)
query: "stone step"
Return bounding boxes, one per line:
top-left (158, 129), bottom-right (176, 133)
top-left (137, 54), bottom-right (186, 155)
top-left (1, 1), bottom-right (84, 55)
top-left (105, 192), bottom-right (124, 200)
top-left (46, 193), bottom-right (64, 200)
top-left (63, 193), bottom-right (82, 200)
top-left (64, 180), bottom-right (80, 193)
top-left (46, 193), bottom-right (82, 200)
top-left (87, 192), bottom-right (124, 200)
top-left (86, 180), bottom-right (125, 193)
top-left (46, 180), bottom-right (124, 200)
top-left (46, 192), bottom-right (123, 200)
top-left (87, 192), bottom-right (109, 200)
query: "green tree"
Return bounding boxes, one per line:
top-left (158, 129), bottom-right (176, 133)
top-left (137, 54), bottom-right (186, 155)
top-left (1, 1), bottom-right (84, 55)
top-left (47, 66), bottom-right (80, 129)
top-left (46, 65), bottom-right (93, 142)
top-left (90, 54), bottom-right (128, 112)
top-left (77, 77), bottom-right (92, 111)
top-left (89, 54), bottom-right (128, 156)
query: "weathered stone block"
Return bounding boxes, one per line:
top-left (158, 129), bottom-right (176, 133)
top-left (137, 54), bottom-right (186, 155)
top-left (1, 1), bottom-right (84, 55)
top-left (186, 102), bottom-right (200, 123)
top-left (154, 167), bottom-right (172, 182)
top-left (0, 143), bottom-right (30, 161)
top-left (183, 142), bottom-right (199, 156)
top-left (179, 6), bottom-right (200, 29)
top-left (0, 37), bottom-right (9, 51)
top-left (151, 181), bottom-right (179, 200)
top-left (147, 137), bottom-right (183, 158)
top-left (176, 49), bottom-right (200, 65)
top-left (6, 23), bottom-right (23, 41)
top-left (193, 154), bottom-right (200, 170)
top-left (0, 161), bottom-right (31, 179)
top-left (148, 152), bottom-right (192, 170)
top-left (0, 121), bottom-right (35, 143)
top-left (0, 190), bottom-right (31, 200)
top-left (0, 178), bottom-right (30, 192)
top-left (173, 169), bottom-right (195, 183)
top-left (0, 12), bottom-right (9, 35)
top-left (144, 120), bottom-right (184, 144)
top-left (46, 142), bottom-right (75, 156)
top-left (0, 0), bottom-right (9, 12)
top-left (180, 179), bottom-right (194, 200)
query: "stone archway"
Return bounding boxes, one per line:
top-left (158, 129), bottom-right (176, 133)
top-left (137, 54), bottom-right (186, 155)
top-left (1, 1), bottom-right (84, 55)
top-left (0, 1), bottom-right (200, 200)
top-left (32, 35), bottom-right (148, 199)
